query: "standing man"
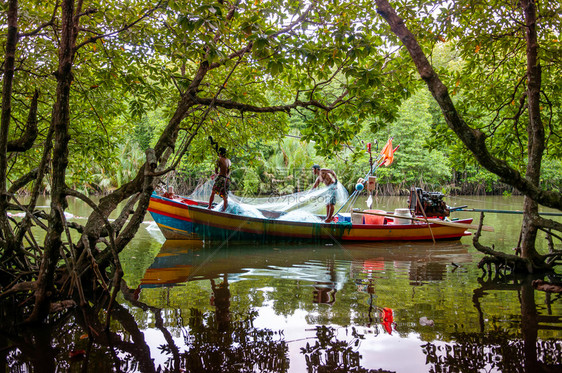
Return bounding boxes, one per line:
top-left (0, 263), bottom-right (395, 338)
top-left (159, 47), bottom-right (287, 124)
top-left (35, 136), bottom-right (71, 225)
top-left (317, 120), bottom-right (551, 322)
top-left (311, 164), bottom-right (338, 222)
top-left (208, 147), bottom-right (231, 211)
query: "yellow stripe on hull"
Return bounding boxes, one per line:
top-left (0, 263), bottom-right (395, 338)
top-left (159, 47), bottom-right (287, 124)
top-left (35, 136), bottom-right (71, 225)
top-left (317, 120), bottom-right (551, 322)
top-left (148, 195), bottom-right (471, 241)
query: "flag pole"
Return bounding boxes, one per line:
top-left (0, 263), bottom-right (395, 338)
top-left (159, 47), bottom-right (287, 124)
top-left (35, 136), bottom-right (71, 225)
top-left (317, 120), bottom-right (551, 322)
top-left (334, 139), bottom-right (395, 216)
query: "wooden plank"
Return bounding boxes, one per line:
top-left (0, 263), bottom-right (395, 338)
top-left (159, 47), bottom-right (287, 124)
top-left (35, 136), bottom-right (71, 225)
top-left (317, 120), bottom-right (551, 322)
top-left (355, 210), bottom-right (495, 232)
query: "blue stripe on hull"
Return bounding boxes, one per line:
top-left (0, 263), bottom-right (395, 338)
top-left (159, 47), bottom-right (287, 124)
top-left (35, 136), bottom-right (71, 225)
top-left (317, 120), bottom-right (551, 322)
top-left (149, 209), bottom-right (333, 242)
top-left (149, 211), bottom-right (199, 239)
top-left (192, 223), bottom-right (286, 242)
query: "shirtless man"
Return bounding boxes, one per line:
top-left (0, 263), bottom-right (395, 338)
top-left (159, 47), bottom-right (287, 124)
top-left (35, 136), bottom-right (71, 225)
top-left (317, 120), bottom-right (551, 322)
top-left (208, 147), bottom-right (231, 211)
top-left (311, 164), bottom-right (338, 222)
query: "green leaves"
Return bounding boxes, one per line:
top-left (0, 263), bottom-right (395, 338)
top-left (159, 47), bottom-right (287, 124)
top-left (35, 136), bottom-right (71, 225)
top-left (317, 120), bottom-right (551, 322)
top-left (9, 0), bottom-right (560, 196)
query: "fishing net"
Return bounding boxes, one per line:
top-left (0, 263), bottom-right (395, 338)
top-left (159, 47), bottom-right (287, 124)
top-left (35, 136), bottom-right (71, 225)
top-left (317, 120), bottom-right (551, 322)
top-left (188, 179), bottom-right (349, 222)
top-left (180, 138), bottom-right (396, 223)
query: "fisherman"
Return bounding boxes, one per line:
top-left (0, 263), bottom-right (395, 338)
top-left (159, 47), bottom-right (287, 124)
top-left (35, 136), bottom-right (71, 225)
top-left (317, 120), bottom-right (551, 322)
top-left (311, 164), bottom-right (338, 222)
top-left (208, 147), bottom-right (231, 211)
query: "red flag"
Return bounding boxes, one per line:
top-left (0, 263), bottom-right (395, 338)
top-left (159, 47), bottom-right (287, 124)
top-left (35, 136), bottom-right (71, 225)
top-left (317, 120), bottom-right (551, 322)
top-left (380, 307), bottom-right (394, 334)
top-left (380, 138), bottom-right (395, 166)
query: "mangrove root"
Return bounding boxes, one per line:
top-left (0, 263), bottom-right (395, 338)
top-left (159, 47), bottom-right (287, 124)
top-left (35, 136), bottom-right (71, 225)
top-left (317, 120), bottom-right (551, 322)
top-left (473, 212), bottom-right (534, 274)
top-left (532, 279), bottom-right (562, 293)
top-left (49, 299), bottom-right (76, 313)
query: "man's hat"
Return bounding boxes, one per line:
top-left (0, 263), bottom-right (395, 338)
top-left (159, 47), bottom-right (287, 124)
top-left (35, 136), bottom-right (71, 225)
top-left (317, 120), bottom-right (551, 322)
top-left (312, 164), bottom-right (320, 170)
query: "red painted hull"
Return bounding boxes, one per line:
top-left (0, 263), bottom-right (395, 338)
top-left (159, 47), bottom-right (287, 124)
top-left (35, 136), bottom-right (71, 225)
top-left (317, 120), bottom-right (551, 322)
top-left (148, 194), bottom-right (473, 242)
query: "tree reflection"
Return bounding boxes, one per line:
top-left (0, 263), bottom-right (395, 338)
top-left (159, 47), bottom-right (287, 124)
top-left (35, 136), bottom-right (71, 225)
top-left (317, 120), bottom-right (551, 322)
top-left (423, 277), bottom-right (562, 373)
top-left (0, 300), bottom-right (60, 373)
top-left (0, 279), bottom-right (289, 373)
top-left (180, 275), bottom-right (289, 373)
top-left (300, 325), bottom-right (394, 373)
top-left (129, 276), bottom-right (290, 373)
top-left (0, 289), bottom-right (160, 373)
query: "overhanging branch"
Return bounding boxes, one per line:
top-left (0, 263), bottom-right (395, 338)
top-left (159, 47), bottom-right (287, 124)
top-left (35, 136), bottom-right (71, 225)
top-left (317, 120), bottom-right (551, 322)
top-left (374, 0), bottom-right (562, 211)
top-left (195, 96), bottom-right (338, 114)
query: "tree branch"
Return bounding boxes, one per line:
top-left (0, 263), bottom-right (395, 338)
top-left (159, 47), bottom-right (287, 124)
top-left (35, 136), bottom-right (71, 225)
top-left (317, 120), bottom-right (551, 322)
top-left (7, 168), bottom-right (38, 195)
top-left (195, 96), bottom-right (338, 114)
top-left (7, 89), bottom-right (39, 153)
top-left (18, 1), bottom-right (59, 38)
top-left (74, 1), bottom-right (163, 50)
top-left (374, 0), bottom-right (562, 210)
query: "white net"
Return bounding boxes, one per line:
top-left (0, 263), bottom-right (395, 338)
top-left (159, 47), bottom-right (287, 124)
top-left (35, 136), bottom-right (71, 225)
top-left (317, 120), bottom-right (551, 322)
top-left (188, 179), bottom-right (349, 221)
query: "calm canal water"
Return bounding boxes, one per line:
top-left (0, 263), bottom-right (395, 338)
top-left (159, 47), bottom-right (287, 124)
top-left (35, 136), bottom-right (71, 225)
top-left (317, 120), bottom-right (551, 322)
top-left (5, 195), bottom-right (562, 372)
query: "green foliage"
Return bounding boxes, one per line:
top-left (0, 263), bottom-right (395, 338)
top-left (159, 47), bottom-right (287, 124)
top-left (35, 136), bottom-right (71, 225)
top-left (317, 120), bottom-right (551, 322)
top-left (425, 0), bottom-right (562, 176)
top-left (2, 0), bottom-right (165, 193)
top-left (2, 1), bottom-right (419, 195)
top-left (362, 90), bottom-right (451, 187)
top-left (539, 158), bottom-right (562, 193)
top-left (241, 168), bottom-right (261, 196)
top-left (132, 115), bottom-right (155, 151)
top-left (5, 0), bottom-right (561, 197)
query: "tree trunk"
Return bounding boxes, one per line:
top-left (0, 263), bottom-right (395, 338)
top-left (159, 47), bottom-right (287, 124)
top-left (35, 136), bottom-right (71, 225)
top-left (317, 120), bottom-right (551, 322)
top-left (0, 0), bottom-right (19, 257)
top-left (374, 0), bottom-right (556, 272)
top-left (519, 0), bottom-right (544, 262)
top-left (27, 0), bottom-right (79, 323)
top-left (520, 196), bottom-right (539, 261)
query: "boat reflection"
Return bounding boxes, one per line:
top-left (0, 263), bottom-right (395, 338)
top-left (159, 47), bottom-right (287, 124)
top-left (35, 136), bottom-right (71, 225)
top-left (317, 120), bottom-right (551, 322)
top-left (139, 239), bottom-right (204, 287)
top-left (140, 239), bottom-right (472, 290)
top-left (137, 239), bottom-right (474, 358)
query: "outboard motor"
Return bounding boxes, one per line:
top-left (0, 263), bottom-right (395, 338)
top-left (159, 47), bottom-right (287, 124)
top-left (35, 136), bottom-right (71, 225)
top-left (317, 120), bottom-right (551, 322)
top-left (408, 187), bottom-right (450, 218)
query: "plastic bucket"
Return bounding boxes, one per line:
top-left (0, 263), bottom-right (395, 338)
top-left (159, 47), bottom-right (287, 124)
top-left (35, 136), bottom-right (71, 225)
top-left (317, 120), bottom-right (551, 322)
top-left (393, 208), bottom-right (412, 225)
top-left (364, 210), bottom-right (385, 224)
top-left (351, 212), bottom-right (364, 225)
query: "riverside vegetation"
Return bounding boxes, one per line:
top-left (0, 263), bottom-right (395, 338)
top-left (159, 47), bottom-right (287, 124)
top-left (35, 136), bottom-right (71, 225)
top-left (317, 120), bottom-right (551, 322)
top-left (0, 0), bottom-right (561, 328)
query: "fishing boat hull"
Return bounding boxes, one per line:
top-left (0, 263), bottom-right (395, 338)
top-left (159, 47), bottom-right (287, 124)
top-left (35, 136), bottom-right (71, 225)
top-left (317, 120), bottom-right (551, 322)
top-left (147, 194), bottom-right (473, 242)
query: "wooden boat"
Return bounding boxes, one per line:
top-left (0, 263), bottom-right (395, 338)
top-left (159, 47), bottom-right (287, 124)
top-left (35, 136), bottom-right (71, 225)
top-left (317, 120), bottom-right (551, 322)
top-left (147, 193), bottom-right (475, 242)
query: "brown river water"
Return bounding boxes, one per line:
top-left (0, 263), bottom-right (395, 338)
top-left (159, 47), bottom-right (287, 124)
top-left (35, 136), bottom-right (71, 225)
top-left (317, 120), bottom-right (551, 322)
top-left (2, 195), bottom-right (562, 372)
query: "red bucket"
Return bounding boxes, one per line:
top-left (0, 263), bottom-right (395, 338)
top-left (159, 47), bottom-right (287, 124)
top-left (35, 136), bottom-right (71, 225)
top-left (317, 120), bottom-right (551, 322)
top-left (364, 210), bottom-right (385, 224)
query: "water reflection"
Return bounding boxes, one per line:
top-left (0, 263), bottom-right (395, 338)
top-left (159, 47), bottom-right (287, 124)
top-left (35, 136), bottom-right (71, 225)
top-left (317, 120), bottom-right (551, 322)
top-left (139, 239), bottom-right (471, 289)
top-left (182, 277), bottom-right (289, 373)
top-left (300, 325), bottom-right (395, 373)
top-left (312, 260), bottom-right (338, 305)
top-left (1, 240), bottom-right (561, 372)
top-left (133, 239), bottom-right (470, 372)
top-left (424, 278), bottom-right (562, 372)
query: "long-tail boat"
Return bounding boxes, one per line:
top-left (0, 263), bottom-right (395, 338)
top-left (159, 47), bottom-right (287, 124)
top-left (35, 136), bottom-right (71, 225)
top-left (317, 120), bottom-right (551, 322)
top-left (148, 138), bottom-right (492, 242)
top-left (147, 192), bottom-right (479, 242)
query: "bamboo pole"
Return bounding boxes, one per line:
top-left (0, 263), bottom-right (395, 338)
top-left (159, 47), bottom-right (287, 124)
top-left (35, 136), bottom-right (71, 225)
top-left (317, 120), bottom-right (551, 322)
top-left (355, 210), bottom-right (495, 232)
top-left (452, 208), bottom-right (562, 216)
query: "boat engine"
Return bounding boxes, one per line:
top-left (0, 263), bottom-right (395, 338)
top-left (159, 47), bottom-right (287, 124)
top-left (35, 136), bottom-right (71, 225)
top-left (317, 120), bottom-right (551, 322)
top-left (408, 188), bottom-right (450, 218)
